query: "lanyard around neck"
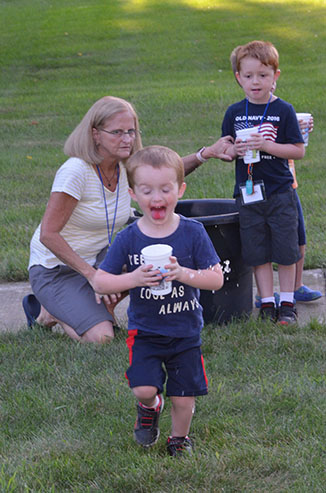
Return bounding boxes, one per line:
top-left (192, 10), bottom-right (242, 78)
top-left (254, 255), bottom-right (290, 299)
top-left (96, 164), bottom-right (120, 247)
top-left (245, 92), bottom-right (272, 131)
top-left (244, 93), bottom-right (272, 195)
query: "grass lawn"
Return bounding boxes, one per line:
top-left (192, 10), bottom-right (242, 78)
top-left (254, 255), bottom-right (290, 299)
top-left (2, 318), bottom-right (326, 491)
top-left (1, 0), bottom-right (326, 490)
top-left (1, 0), bottom-right (326, 280)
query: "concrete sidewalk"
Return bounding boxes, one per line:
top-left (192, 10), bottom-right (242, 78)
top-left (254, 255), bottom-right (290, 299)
top-left (0, 281), bottom-right (129, 334)
top-left (1, 269), bottom-right (325, 333)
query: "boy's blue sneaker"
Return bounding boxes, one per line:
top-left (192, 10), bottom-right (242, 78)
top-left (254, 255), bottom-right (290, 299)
top-left (294, 285), bottom-right (322, 302)
top-left (255, 292), bottom-right (280, 309)
top-left (134, 394), bottom-right (164, 448)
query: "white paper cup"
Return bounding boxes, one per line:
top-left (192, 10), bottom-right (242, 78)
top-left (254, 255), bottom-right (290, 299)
top-left (236, 126), bottom-right (260, 164)
top-left (141, 244), bottom-right (173, 295)
top-left (296, 112), bottom-right (311, 146)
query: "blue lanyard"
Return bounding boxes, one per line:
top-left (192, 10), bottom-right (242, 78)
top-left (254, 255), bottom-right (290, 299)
top-left (245, 93), bottom-right (272, 195)
top-left (96, 164), bottom-right (120, 247)
top-left (245, 92), bottom-right (272, 131)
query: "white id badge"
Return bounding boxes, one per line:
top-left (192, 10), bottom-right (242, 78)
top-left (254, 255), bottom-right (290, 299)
top-left (239, 180), bottom-right (266, 205)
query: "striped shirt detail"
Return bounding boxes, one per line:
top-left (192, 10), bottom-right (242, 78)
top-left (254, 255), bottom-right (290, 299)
top-left (29, 157), bottom-right (131, 269)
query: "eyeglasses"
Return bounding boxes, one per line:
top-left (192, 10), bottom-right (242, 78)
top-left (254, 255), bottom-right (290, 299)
top-left (100, 128), bottom-right (141, 138)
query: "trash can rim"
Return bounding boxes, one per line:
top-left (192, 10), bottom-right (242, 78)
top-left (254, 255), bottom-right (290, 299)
top-left (184, 212), bottom-right (239, 225)
top-left (175, 198), bottom-right (239, 225)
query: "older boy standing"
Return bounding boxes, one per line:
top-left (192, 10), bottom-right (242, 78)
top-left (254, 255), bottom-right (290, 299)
top-left (222, 40), bottom-right (305, 324)
top-left (229, 45), bottom-right (321, 309)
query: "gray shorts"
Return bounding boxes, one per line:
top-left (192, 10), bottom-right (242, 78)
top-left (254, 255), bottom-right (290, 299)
top-left (236, 188), bottom-right (301, 267)
top-left (29, 248), bottom-right (114, 336)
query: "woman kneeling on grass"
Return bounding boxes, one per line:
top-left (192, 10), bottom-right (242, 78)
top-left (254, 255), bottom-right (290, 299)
top-left (23, 95), bottom-right (232, 343)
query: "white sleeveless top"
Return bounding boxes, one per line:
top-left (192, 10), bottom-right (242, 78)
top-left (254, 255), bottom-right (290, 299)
top-left (29, 157), bottom-right (131, 269)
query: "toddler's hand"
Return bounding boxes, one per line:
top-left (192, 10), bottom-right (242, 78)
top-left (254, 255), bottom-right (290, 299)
top-left (162, 256), bottom-right (182, 282)
top-left (132, 264), bottom-right (163, 288)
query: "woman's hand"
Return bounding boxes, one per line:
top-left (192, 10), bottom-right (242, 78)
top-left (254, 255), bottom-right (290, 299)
top-left (95, 292), bottom-right (121, 306)
top-left (204, 136), bottom-right (235, 161)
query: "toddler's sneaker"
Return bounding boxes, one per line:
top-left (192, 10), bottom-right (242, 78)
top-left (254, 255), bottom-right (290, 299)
top-left (278, 301), bottom-right (297, 325)
top-left (134, 394), bottom-right (164, 447)
top-left (259, 302), bottom-right (277, 322)
top-left (294, 285), bottom-right (322, 302)
top-left (167, 436), bottom-right (193, 457)
top-left (255, 292), bottom-right (280, 309)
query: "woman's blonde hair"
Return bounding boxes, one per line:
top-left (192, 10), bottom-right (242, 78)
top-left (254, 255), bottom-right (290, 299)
top-left (64, 96), bottom-right (142, 164)
top-left (126, 145), bottom-right (185, 189)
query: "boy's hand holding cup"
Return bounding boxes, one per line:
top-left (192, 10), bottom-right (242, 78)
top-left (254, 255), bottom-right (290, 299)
top-left (235, 126), bottom-right (260, 163)
top-left (141, 244), bottom-right (173, 295)
top-left (296, 113), bottom-right (312, 146)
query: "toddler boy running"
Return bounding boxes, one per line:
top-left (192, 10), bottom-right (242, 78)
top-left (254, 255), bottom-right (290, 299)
top-left (93, 145), bottom-right (224, 456)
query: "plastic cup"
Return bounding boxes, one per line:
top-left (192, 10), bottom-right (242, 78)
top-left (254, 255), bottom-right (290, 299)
top-left (236, 126), bottom-right (260, 164)
top-left (141, 244), bottom-right (173, 295)
top-left (296, 112), bottom-right (311, 147)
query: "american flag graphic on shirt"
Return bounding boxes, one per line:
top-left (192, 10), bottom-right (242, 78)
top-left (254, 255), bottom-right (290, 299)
top-left (235, 122), bottom-right (278, 142)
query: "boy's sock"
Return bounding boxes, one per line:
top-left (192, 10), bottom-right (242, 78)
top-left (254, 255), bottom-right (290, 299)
top-left (139, 395), bottom-right (160, 410)
top-left (280, 292), bottom-right (294, 304)
top-left (261, 297), bottom-right (275, 305)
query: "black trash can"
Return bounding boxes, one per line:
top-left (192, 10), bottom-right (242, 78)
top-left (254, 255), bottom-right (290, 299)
top-left (175, 198), bottom-right (252, 324)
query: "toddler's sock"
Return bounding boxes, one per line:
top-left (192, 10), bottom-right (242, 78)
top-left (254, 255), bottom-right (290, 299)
top-left (139, 395), bottom-right (160, 410)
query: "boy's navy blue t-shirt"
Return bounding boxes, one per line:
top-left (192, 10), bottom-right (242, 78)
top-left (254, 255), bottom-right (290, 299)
top-left (222, 97), bottom-right (304, 198)
top-left (99, 216), bottom-right (220, 338)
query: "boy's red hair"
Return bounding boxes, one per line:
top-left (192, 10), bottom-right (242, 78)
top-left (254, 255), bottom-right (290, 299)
top-left (236, 40), bottom-right (279, 73)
